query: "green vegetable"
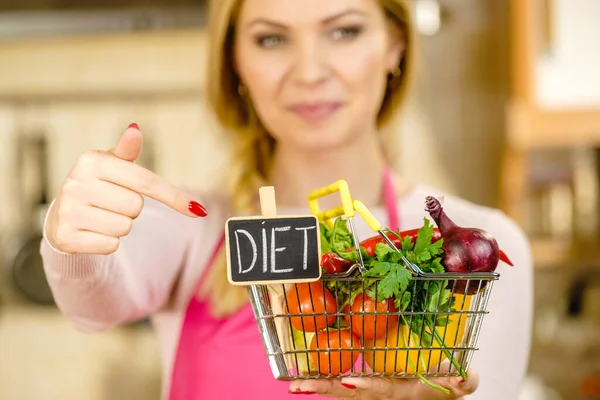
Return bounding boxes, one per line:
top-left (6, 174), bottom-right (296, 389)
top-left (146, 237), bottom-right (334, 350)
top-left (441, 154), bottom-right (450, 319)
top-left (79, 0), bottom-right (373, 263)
top-left (318, 217), bottom-right (467, 384)
top-left (319, 223), bottom-right (333, 255)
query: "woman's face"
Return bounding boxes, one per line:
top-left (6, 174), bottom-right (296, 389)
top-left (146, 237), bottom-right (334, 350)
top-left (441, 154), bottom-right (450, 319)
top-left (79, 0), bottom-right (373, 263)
top-left (234, 0), bottom-right (405, 152)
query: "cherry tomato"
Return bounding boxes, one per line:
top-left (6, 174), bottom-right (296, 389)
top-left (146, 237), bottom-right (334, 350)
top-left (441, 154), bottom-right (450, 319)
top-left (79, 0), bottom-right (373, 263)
top-left (285, 282), bottom-right (337, 332)
top-left (344, 292), bottom-right (399, 340)
top-left (309, 329), bottom-right (360, 376)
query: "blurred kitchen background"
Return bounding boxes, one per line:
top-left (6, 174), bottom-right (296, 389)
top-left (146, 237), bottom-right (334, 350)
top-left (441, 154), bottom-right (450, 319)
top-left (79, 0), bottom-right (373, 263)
top-left (0, 0), bottom-right (599, 399)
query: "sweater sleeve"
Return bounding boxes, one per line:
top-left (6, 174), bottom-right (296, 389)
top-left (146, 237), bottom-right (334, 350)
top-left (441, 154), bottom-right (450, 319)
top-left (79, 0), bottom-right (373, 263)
top-left (466, 210), bottom-right (534, 400)
top-left (40, 196), bottom-right (203, 333)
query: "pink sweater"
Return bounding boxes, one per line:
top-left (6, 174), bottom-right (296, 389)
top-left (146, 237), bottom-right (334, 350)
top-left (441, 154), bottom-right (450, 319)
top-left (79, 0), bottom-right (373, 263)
top-left (40, 184), bottom-right (533, 399)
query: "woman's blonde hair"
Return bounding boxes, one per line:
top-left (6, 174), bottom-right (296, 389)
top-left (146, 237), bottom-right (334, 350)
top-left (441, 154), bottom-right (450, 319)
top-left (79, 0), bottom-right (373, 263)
top-left (198, 0), bottom-right (414, 317)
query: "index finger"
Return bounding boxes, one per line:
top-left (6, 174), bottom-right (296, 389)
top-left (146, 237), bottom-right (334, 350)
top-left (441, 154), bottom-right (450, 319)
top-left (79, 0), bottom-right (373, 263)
top-left (98, 155), bottom-right (208, 218)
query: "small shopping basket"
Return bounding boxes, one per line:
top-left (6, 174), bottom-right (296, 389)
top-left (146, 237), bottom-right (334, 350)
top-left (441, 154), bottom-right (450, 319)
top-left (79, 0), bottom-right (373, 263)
top-left (246, 180), bottom-right (499, 383)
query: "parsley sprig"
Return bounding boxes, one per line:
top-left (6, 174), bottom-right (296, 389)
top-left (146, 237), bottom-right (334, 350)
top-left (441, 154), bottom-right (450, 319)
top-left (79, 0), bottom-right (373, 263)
top-left (363, 219), bottom-right (453, 325)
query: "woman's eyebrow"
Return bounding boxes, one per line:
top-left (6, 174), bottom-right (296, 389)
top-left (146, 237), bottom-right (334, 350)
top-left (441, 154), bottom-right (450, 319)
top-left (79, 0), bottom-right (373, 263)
top-left (246, 18), bottom-right (288, 30)
top-left (321, 9), bottom-right (369, 24)
top-left (245, 9), bottom-right (368, 30)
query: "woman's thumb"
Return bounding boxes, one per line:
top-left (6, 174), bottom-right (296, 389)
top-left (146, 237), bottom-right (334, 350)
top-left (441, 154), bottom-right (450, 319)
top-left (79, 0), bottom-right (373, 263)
top-left (110, 123), bottom-right (143, 162)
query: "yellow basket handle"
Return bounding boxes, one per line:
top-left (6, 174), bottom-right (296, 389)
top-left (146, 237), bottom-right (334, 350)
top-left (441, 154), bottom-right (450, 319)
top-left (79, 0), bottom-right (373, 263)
top-left (352, 200), bottom-right (382, 232)
top-left (308, 180), bottom-right (355, 227)
top-left (307, 179), bottom-right (398, 275)
top-left (307, 180), bottom-right (384, 232)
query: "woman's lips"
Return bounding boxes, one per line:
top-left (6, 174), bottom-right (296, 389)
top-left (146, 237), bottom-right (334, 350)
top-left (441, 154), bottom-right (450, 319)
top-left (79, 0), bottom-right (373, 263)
top-left (289, 102), bottom-right (341, 123)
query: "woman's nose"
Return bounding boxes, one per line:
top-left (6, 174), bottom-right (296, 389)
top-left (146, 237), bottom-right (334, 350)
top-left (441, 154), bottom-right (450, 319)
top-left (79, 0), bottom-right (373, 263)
top-left (292, 40), bottom-right (329, 87)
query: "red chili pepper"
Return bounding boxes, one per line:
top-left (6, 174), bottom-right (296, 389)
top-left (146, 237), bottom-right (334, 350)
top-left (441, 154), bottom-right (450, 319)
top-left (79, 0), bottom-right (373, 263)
top-left (320, 252), bottom-right (354, 274)
top-left (321, 227), bottom-right (514, 273)
top-left (498, 250), bottom-right (514, 267)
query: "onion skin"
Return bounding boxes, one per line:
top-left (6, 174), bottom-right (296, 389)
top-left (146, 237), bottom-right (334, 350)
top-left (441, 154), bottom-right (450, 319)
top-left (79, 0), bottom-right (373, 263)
top-left (425, 196), bottom-right (499, 294)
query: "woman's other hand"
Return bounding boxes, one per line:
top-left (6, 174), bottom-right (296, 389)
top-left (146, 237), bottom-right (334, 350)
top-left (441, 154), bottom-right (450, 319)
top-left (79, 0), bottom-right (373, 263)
top-left (288, 362), bottom-right (479, 399)
top-left (45, 123), bottom-right (207, 255)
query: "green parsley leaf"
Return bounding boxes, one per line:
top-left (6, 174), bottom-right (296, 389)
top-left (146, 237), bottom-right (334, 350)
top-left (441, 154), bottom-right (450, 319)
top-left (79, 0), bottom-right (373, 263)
top-left (365, 261), bottom-right (395, 277)
top-left (366, 261), bottom-right (412, 301)
top-left (374, 242), bottom-right (394, 261)
top-left (413, 218), bottom-right (434, 255)
top-left (401, 235), bottom-right (414, 251)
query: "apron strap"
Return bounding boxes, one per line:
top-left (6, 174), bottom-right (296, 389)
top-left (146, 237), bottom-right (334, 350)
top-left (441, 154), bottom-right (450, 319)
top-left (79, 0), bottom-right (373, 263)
top-left (206, 234), bottom-right (226, 268)
top-left (383, 166), bottom-right (400, 231)
top-left (192, 233), bottom-right (226, 297)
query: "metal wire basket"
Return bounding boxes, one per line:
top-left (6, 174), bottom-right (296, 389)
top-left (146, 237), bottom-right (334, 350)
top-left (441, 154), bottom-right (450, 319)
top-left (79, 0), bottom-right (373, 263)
top-left (246, 181), bottom-right (499, 381)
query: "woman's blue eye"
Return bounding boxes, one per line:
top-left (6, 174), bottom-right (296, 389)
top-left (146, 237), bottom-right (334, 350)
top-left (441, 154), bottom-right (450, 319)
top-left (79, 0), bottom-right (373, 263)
top-left (256, 35), bottom-right (285, 48)
top-left (331, 26), bottom-right (362, 40)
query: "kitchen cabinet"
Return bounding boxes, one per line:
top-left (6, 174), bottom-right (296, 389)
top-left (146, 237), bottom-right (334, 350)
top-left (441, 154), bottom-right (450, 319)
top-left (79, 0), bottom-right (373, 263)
top-left (0, 28), bottom-right (208, 98)
top-left (501, 0), bottom-right (600, 268)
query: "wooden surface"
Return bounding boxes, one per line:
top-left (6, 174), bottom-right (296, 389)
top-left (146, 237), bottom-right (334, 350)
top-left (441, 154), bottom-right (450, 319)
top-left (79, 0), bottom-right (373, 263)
top-left (507, 103), bottom-right (600, 150)
top-left (0, 28), bottom-right (207, 98)
top-left (509, 0), bottom-right (535, 103)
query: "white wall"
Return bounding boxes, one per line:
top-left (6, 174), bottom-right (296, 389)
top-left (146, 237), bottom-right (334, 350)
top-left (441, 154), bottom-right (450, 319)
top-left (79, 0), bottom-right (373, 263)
top-left (535, 0), bottom-right (600, 109)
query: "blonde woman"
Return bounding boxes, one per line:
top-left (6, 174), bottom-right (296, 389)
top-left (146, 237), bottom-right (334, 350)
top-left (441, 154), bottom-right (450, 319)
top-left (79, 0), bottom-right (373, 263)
top-left (41, 0), bottom-right (533, 398)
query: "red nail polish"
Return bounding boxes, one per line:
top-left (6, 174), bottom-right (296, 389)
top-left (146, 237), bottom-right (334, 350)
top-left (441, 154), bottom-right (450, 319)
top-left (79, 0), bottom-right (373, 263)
top-left (341, 383), bottom-right (356, 389)
top-left (188, 201), bottom-right (208, 217)
top-left (459, 379), bottom-right (466, 385)
top-left (128, 123), bottom-right (139, 130)
top-left (288, 391), bottom-right (315, 395)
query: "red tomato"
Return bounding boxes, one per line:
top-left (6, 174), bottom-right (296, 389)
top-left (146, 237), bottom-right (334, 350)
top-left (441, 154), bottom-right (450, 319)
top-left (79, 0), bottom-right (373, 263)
top-left (309, 329), bottom-right (360, 376)
top-left (285, 282), bottom-right (337, 332)
top-left (344, 292), bottom-right (399, 340)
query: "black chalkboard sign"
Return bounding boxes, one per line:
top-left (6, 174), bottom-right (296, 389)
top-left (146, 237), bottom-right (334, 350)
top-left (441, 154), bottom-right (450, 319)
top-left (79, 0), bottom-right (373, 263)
top-left (226, 215), bottom-right (322, 285)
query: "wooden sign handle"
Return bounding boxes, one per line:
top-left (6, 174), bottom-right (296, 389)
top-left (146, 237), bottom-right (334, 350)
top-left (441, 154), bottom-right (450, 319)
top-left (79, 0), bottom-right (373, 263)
top-left (259, 186), bottom-right (277, 217)
top-left (257, 186), bottom-right (294, 369)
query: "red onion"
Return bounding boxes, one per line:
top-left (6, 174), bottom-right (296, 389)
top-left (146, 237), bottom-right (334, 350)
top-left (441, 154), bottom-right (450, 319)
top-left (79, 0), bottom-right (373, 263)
top-left (425, 196), bottom-right (499, 294)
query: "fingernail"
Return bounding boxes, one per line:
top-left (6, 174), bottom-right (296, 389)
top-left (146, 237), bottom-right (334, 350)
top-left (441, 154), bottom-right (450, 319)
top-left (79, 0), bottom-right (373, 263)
top-left (128, 123), bottom-right (139, 130)
top-left (459, 379), bottom-right (466, 385)
top-left (188, 201), bottom-right (208, 217)
top-left (288, 390), bottom-right (315, 395)
top-left (341, 383), bottom-right (356, 389)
